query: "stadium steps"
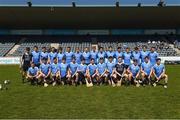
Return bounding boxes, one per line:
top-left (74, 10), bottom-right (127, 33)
top-left (51, 43), bottom-right (60, 49)
top-left (170, 44), bottom-right (180, 55)
top-left (6, 44), bottom-right (20, 56)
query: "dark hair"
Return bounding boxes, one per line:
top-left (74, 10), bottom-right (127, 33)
top-left (99, 57), bottom-right (104, 60)
top-left (42, 47), bottom-right (46, 49)
top-left (133, 59), bottom-right (138, 62)
top-left (109, 46), bottom-right (112, 48)
top-left (156, 58), bottom-right (161, 61)
top-left (34, 46), bottom-right (38, 49)
top-left (109, 56), bottom-right (113, 59)
top-left (144, 56), bottom-right (149, 59)
top-left (91, 58), bottom-right (95, 61)
top-left (58, 47), bottom-right (62, 51)
top-left (134, 47), bottom-right (139, 50)
top-left (53, 57), bottom-right (57, 60)
top-left (26, 47), bottom-right (30, 51)
top-left (117, 47), bottom-right (121, 49)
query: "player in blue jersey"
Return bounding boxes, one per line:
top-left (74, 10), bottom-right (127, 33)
top-left (74, 47), bottom-right (82, 64)
top-left (76, 58), bottom-right (88, 85)
top-left (37, 58), bottom-right (51, 87)
top-left (97, 47), bottom-right (106, 63)
top-left (127, 59), bottom-right (141, 87)
top-left (149, 47), bottom-right (159, 66)
top-left (112, 56), bottom-right (127, 86)
top-left (115, 47), bottom-right (123, 62)
top-left (123, 47), bottom-right (132, 69)
top-left (57, 47), bottom-right (65, 64)
top-left (106, 56), bottom-right (116, 86)
top-left (90, 46), bottom-right (98, 64)
top-left (58, 57), bottom-right (70, 85)
top-left (50, 57), bottom-right (60, 86)
top-left (82, 47), bottom-right (91, 65)
top-left (140, 46), bottom-right (150, 63)
top-left (86, 58), bottom-right (98, 86)
top-left (68, 57), bottom-right (79, 86)
top-left (141, 56), bottom-right (153, 86)
top-left (32, 46), bottom-right (40, 67)
top-left (40, 47), bottom-right (48, 63)
top-left (152, 58), bottom-right (168, 88)
top-left (48, 47), bottom-right (57, 64)
top-left (96, 57), bottom-right (108, 85)
top-left (65, 47), bottom-right (74, 64)
top-left (27, 62), bottom-right (39, 85)
top-left (132, 47), bottom-right (141, 65)
top-left (106, 46), bottom-right (115, 58)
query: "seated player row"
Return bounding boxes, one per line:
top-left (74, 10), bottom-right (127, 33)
top-left (26, 55), bottom-right (168, 88)
top-left (25, 45), bottom-right (158, 68)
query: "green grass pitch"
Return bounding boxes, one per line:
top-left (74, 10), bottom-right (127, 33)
top-left (0, 65), bottom-right (180, 119)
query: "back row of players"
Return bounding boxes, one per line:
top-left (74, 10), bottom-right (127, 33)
top-left (21, 45), bottom-right (168, 88)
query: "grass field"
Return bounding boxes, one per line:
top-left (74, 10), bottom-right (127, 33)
top-left (0, 65), bottom-right (180, 119)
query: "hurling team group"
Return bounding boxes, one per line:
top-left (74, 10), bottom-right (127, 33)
top-left (21, 45), bottom-right (168, 88)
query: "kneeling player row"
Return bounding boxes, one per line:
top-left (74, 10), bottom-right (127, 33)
top-left (26, 56), bottom-right (168, 88)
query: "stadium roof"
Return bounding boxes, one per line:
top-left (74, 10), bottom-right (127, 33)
top-left (0, 0), bottom-right (180, 6)
top-left (0, 6), bottom-right (180, 29)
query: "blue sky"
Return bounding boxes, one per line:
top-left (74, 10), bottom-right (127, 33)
top-left (0, 0), bottom-right (179, 5)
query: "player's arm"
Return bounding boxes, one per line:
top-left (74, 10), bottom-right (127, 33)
top-left (158, 67), bottom-right (165, 80)
top-left (136, 70), bottom-right (140, 79)
top-left (141, 66), bottom-right (147, 75)
top-left (45, 67), bottom-right (51, 78)
top-left (122, 68), bottom-right (127, 77)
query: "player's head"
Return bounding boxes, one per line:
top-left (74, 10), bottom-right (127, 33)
top-left (118, 56), bottom-right (123, 63)
top-left (156, 58), bottom-right (161, 65)
top-left (126, 47), bottom-right (130, 52)
top-left (142, 45), bottom-right (147, 51)
top-left (108, 56), bottom-right (113, 62)
top-left (92, 46), bottom-right (96, 51)
top-left (75, 47), bottom-right (80, 52)
top-left (90, 58), bottom-right (95, 64)
top-left (133, 59), bottom-right (138, 65)
top-left (72, 57), bottom-right (76, 63)
top-left (25, 47), bottom-right (30, 53)
top-left (144, 56), bottom-right (149, 63)
top-left (109, 46), bottom-right (113, 51)
top-left (31, 62), bottom-right (35, 68)
top-left (62, 57), bottom-right (66, 64)
top-left (81, 57), bottom-right (85, 64)
top-left (34, 46), bottom-right (38, 51)
top-left (134, 47), bottom-right (139, 52)
top-left (151, 47), bottom-right (156, 52)
top-left (53, 57), bottom-right (57, 64)
top-left (42, 58), bottom-right (48, 64)
top-left (99, 47), bottom-right (104, 52)
top-left (99, 57), bottom-right (104, 64)
top-left (84, 47), bottom-right (89, 52)
top-left (117, 47), bottom-right (121, 52)
top-left (58, 47), bottom-right (62, 53)
top-left (67, 47), bottom-right (71, 52)
top-left (51, 47), bottom-right (55, 52)
top-left (42, 47), bottom-right (46, 52)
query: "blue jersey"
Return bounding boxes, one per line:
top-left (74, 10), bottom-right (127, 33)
top-left (77, 64), bottom-right (87, 75)
top-left (140, 51), bottom-right (150, 63)
top-left (32, 51), bottom-right (40, 65)
top-left (129, 64), bottom-right (140, 77)
top-left (57, 52), bottom-right (65, 63)
top-left (132, 51), bottom-right (141, 64)
top-left (82, 52), bottom-right (91, 64)
top-left (87, 64), bottom-right (97, 75)
top-left (48, 52), bottom-right (57, 64)
top-left (74, 52), bottom-right (82, 64)
top-left (40, 63), bottom-right (51, 75)
top-left (141, 62), bottom-right (153, 75)
top-left (51, 63), bottom-right (59, 74)
top-left (40, 52), bottom-right (48, 60)
top-left (149, 52), bottom-right (158, 65)
top-left (115, 51), bottom-right (123, 60)
top-left (153, 64), bottom-right (165, 77)
top-left (90, 51), bottom-right (98, 63)
top-left (28, 67), bottom-right (39, 76)
top-left (106, 51), bottom-right (115, 58)
top-left (59, 63), bottom-right (69, 77)
top-left (65, 52), bottom-right (74, 64)
top-left (97, 52), bottom-right (106, 59)
top-left (97, 63), bottom-right (107, 74)
top-left (69, 62), bottom-right (78, 75)
top-left (123, 52), bottom-right (132, 65)
top-left (106, 61), bottom-right (115, 74)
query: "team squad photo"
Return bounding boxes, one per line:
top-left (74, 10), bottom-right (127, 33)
top-left (22, 45), bottom-right (168, 88)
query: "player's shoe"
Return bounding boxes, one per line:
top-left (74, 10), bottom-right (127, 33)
top-left (164, 85), bottom-right (167, 89)
top-left (117, 81), bottom-right (121, 87)
top-left (52, 82), bottom-right (56, 86)
top-left (44, 83), bottom-right (48, 87)
top-left (153, 83), bottom-right (157, 87)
